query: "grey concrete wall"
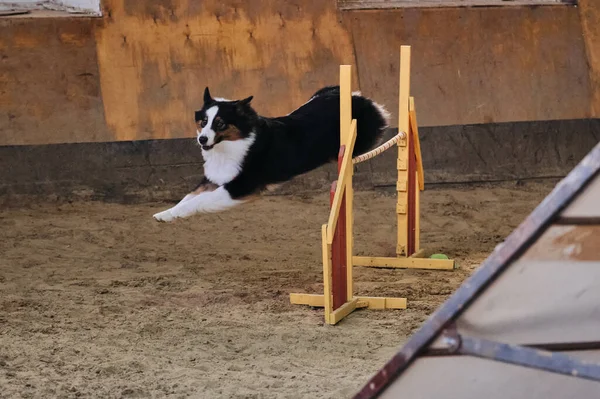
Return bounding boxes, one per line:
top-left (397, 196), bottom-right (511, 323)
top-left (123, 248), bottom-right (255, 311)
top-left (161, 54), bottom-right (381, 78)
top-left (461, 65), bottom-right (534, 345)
top-left (1, 119), bottom-right (598, 205)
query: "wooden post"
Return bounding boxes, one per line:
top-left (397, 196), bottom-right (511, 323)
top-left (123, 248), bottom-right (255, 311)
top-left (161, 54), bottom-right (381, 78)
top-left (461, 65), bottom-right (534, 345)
top-left (321, 224), bottom-right (332, 324)
top-left (415, 170), bottom-right (421, 252)
top-left (331, 148), bottom-right (348, 310)
top-left (340, 65), bottom-right (354, 300)
top-left (407, 118), bottom-right (416, 256)
top-left (397, 46), bottom-right (411, 257)
top-left (346, 158), bottom-right (354, 300)
top-left (340, 65), bottom-right (352, 145)
top-left (409, 97), bottom-right (424, 191)
top-left (409, 97), bottom-right (423, 252)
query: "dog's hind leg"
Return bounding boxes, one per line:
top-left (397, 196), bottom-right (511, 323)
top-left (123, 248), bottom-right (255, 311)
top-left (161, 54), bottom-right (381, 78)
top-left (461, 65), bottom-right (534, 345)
top-left (153, 186), bottom-right (244, 222)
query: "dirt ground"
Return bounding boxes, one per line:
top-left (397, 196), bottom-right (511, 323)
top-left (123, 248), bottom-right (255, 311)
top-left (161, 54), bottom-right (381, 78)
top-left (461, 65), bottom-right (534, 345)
top-left (0, 181), bottom-right (555, 399)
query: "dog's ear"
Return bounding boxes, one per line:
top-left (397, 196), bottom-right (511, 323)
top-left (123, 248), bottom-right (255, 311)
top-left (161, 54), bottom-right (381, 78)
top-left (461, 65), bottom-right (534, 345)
top-left (237, 96), bottom-right (253, 106)
top-left (203, 87), bottom-right (213, 104)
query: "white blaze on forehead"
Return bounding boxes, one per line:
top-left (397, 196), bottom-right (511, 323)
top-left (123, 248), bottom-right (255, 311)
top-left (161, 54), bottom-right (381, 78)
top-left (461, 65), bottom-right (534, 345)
top-left (198, 106), bottom-right (219, 145)
top-left (205, 106), bottom-right (219, 127)
top-left (206, 106), bottom-right (219, 118)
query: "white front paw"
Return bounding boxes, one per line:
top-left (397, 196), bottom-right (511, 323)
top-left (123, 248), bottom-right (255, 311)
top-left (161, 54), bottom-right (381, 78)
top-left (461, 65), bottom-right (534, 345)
top-left (153, 209), bottom-right (176, 222)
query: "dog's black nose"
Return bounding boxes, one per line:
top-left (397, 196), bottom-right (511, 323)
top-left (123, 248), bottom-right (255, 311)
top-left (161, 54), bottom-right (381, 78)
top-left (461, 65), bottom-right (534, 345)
top-left (198, 136), bottom-right (208, 145)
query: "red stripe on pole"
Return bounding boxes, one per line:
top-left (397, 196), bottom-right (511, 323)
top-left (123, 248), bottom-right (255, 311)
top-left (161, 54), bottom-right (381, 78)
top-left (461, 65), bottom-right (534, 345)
top-left (331, 146), bottom-right (348, 310)
top-left (407, 127), bottom-right (416, 256)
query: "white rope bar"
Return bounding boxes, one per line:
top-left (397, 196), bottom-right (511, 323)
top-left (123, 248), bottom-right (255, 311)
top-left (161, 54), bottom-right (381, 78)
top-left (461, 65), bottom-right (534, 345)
top-left (352, 131), bottom-right (406, 164)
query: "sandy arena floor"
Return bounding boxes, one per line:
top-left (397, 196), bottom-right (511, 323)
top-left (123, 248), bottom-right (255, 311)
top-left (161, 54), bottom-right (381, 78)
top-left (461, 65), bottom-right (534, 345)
top-left (0, 182), bottom-right (554, 398)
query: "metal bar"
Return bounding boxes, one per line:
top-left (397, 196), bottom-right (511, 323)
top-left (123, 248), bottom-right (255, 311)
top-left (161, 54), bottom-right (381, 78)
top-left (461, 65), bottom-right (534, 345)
top-left (453, 335), bottom-right (600, 382)
top-left (554, 216), bottom-right (600, 225)
top-left (426, 340), bottom-right (600, 356)
top-left (353, 142), bottom-right (600, 399)
top-left (528, 341), bottom-right (600, 352)
top-left (426, 325), bottom-right (600, 356)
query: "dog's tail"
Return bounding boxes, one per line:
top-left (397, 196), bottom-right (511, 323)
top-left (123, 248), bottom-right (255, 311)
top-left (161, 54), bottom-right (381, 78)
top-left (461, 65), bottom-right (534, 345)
top-left (350, 91), bottom-right (391, 157)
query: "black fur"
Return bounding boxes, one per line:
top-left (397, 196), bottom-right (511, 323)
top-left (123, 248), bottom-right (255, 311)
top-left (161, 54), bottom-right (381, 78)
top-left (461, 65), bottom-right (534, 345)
top-left (195, 86), bottom-right (389, 200)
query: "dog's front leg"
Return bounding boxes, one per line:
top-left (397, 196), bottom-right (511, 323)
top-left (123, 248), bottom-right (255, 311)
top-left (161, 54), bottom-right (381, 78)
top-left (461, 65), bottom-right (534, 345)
top-left (153, 178), bottom-right (217, 222)
top-left (173, 178), bottom-right (217, 206)
top-left (153, 186), bottom-right (243, 222)
top-left (175, 192), bottom-right (197, 205)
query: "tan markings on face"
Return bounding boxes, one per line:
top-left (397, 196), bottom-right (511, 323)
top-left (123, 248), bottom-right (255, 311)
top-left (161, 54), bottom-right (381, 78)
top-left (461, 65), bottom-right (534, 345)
top-left (191, 181), bottom-right (218, 195)
top-left (215, 124), bottom-right (243, 142)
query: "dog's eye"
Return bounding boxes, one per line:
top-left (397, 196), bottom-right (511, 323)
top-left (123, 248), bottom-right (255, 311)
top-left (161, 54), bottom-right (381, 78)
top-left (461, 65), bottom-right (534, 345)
top-left (200, 118), bottom-right (208, 128)
top-left (216, 121), bottom-right (226, 130)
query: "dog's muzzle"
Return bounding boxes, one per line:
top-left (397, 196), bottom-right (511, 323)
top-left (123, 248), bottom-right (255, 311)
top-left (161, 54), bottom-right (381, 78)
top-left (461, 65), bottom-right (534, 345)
top-left (198, 136), bottom-right (214, 151)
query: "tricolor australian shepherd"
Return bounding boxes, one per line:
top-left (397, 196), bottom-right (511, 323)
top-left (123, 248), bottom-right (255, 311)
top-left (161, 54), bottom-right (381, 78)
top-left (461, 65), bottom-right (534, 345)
top-left (152, 86), bottom-right (390, 222)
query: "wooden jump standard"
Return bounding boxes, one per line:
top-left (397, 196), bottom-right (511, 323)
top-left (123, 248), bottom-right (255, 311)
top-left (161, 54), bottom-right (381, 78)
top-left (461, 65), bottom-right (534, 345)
top-left (290, 46), bottom-right (455, 325)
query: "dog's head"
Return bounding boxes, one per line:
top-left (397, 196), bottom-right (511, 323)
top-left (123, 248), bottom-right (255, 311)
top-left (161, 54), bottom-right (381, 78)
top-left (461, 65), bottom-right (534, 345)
top-left (194, 87), bottom-right (257, 151)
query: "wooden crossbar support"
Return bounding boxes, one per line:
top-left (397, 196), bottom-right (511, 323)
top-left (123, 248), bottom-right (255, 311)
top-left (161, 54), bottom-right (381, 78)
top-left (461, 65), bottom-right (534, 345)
top-left (330, 298), bottom-right (359, 325)
top-left (290, 45), bottom-right (454, 325)
top-left (354, 256), bottom-right (455, 270)
top-left (290, 294), bottom-right (407, 311)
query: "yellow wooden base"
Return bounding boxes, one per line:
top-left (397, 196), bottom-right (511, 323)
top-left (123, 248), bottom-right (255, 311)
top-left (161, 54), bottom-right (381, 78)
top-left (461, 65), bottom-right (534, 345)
top-left (290, 293), bottom-right (407, 325)
top-left (410, 249), bottom-right (427, 259)
top-left (329, 298), bottom-right (359, 324)
top-left (353, 255), bottom-right (454, 270)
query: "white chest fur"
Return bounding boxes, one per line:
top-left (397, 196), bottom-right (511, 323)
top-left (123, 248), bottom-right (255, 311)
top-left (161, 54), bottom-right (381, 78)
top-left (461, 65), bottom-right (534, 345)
top-left (202, 133), bottom-right (255, 185)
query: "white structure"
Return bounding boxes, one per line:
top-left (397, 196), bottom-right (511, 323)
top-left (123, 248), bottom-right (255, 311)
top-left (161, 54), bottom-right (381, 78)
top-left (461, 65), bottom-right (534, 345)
top-left (0, 0), bottom-right (101, 15)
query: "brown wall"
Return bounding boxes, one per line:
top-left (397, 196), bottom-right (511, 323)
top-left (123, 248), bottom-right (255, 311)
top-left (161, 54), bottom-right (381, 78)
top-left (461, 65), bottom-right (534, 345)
top-left (350, 6), bottom-right (591, 126)
top-left (580, 0), bottom-right (600, 116)
top-left (0, 17), bottom-right (111, 145)
top-left (95, 0), bottom-right (356, 141)
top-left (1, 0), bottom-right (599, 146)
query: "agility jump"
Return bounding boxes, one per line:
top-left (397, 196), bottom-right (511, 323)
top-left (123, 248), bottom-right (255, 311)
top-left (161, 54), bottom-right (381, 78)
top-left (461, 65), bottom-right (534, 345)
top-left (290, 46), bottom-right (455, 325)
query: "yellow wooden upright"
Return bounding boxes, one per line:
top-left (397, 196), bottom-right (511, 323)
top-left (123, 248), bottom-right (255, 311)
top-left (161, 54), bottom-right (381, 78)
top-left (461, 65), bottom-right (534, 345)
top-left (289, 45), bottom-right (450, 326)
top-left (339, 65), bottom-right (354, 300)
top-left (409, 97), bottom-right (423, 252)
top-left (397, 46), bottom-right (411, 257)
top-left (321, 224), bottom-right (332, 324)
top-left (340, 66), bottom-right (352, 145)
